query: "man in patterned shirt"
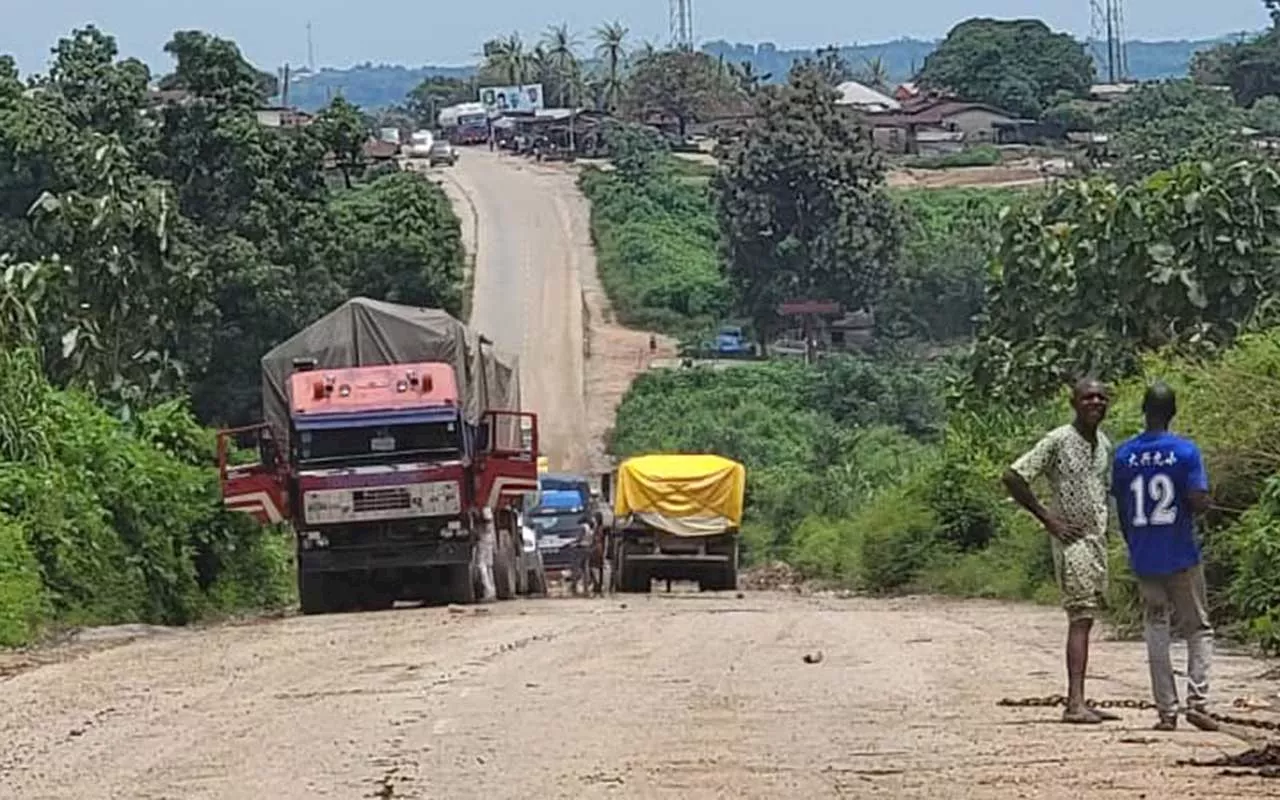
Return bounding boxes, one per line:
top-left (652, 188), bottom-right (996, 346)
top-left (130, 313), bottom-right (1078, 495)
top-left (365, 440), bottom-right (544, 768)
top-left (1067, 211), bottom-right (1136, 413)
top-left (1003, 378), bottom-right (1117, 724)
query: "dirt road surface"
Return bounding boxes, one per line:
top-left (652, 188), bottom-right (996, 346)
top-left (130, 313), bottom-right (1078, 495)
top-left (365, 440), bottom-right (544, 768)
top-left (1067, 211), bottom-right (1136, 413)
top-left (433, 149), bottom-right (674, 476)
top-left (3, 592), bottom-right (1279, 799)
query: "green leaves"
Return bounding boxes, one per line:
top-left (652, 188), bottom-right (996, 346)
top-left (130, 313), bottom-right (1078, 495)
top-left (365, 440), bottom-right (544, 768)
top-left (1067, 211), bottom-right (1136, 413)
top-left (967, 159), bottom-right (1280, 407)
top-left (917, 18), bottom-right (1095, 118)
top-left (713, 66), bottom-right (901, 341)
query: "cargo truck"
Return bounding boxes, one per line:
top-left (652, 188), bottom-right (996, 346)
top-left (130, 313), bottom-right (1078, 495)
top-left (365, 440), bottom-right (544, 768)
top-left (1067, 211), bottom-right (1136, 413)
top-left (216, 297), bottom-right (540, 613)
top-left (605, 454), bottom-right (744, 593)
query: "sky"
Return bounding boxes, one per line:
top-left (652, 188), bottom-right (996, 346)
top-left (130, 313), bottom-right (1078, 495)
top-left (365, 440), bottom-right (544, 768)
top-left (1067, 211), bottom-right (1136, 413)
top-left (1, 0), bottom-right (1272, 76)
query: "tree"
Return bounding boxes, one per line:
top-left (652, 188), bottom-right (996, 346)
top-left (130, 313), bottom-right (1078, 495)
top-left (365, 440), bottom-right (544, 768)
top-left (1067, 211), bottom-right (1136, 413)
top-left (1101, 80), bottom-right (1250, 184)
top-left (542, 24), bottom-right (581, 107)
top-left (712, 63), bottom-right (902, 345)
top-left (482, 34), bottom-right (528, 85)
top-left (330, 172), bottom-right (465, 313)
top-left (856, 57), bottom-right (891, 92)
top-left (593, 21), bottom-right (629, 112)
top-left (44, 26), bottom-right (150, 139)
top-left (159, 31), bottom-right (275, 108)
top-left (403, 76), bottom-right (476, 126)
top-left (917, 18), bottom-right (1095, 118)
top-left (625, 49), bottom-right (739, 136)
top-left (312, 96), bottom-right (368, 189)
top-left (962, 159), bottom-right (1280, 407)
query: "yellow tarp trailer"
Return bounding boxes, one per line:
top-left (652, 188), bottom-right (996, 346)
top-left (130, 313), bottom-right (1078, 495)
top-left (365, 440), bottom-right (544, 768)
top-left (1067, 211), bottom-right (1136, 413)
top-left (612, 454), bottom-right (745, 537)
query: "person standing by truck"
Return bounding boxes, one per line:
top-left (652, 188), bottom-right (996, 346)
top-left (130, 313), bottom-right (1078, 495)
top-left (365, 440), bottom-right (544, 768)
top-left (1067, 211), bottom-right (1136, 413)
top-left (477, 507), bottom-right (498, 603)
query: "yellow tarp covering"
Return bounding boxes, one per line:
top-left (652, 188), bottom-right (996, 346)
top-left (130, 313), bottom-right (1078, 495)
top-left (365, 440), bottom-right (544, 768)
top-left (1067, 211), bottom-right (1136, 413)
top-left (613, 454), bottom-right (746, 535)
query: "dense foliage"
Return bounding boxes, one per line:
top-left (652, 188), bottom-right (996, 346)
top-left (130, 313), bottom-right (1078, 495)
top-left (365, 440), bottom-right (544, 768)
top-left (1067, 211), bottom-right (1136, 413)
top-left (713, 62), bottom-right (901, 343)
top-left (0, 27), bottom-right (466, 645)
top-left (878, 188), bottom-right (1024, 343)
top-left (1099, 80), bottom-right (1252, 184)
top-left (0, 349), bottom-right (292, 647)
top-left (917, 18), bottom-right (1096, 118)
top-left (963, 159), bottom-right (1280, 408)
top-left (579, 126), bottom-right (729, 335)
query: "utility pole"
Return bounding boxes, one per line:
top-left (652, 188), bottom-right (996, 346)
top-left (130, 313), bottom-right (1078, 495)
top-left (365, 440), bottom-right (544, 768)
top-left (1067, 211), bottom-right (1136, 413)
top-left (1089, 0), bottom-right (1128, 83)
top-left (306, 21), bottom-right (316, 72)
top-left (669, 0), bottom-right (693, 50)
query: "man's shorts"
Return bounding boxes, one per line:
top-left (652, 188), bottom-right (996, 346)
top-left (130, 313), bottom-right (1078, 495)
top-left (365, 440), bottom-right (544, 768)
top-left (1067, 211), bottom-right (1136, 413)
top-left (1053, 534), bottom-right (1109, 622)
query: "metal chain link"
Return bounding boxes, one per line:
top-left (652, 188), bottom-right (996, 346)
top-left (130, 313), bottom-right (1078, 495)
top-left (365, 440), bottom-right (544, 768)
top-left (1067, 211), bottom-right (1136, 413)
top-left (997, 695), bottom-right (1280, 731)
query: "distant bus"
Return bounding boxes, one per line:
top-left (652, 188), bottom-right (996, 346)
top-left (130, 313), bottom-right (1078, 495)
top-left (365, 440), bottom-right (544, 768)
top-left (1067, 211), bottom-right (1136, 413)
top-left (438, 102), bottom-right (489, 145)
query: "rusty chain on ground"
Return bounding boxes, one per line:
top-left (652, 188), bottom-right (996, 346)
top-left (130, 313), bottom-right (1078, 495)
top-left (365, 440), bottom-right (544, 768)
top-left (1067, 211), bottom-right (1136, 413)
top-left (997, 695), bottom-right (1280, 732)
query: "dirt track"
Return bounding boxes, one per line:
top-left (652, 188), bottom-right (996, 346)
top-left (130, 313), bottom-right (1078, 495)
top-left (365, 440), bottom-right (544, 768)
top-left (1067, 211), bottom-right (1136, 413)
top-left (3, 150), bottom-right (1280, 799)
top-left (3, 592), bottom-right (1279, 798)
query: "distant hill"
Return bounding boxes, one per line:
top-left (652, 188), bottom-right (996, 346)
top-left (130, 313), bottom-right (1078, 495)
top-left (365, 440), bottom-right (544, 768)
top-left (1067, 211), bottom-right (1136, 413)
top-left (283, 63), bottom-right (476, 111)
top-left (280, 35), bottom-right (1240, 112)
top-left (700, 36), bottom-right (1240, 86)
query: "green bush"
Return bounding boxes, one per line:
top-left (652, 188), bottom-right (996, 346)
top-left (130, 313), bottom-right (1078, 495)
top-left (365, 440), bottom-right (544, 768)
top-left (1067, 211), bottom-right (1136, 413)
top-left (0, 349), bottom-right (294, 646)
top-left (907, 145), bottom-right (1002, 169)
top-left (0, 517), bottom-right (47, 647)
top-left (579, 163), bottom-right (730, 336)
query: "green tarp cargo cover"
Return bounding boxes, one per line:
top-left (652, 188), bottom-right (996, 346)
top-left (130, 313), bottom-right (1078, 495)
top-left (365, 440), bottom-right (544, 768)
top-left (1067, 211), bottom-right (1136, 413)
top-left (260, 297), bottom-right (520, 447)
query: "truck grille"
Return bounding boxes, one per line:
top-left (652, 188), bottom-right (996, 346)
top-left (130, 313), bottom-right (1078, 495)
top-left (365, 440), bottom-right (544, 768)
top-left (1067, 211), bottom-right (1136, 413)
top-left (353, 488), bottom-right (412, 513)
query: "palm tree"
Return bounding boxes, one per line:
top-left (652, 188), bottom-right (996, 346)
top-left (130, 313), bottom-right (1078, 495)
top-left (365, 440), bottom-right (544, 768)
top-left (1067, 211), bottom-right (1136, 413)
top-left (593, 21), bottom-right (628, 112)
top-left (542, 23), bottom-right (581, 107)
top-left (484, 33), bottom-right (527, 85)
top-left (858, 57), bottom-right (891, 92)
top-left (729, 60), bottom-right (771, 95)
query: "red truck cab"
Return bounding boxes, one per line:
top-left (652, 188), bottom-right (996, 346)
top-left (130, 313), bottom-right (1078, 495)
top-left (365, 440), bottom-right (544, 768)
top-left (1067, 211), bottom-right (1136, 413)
top-left (218, 360), bottom-right (538, 613)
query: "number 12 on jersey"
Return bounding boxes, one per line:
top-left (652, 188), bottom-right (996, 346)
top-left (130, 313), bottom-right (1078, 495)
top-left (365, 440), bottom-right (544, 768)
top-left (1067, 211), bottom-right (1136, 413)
top-left (1129, 472), bottom-right (1177, 527)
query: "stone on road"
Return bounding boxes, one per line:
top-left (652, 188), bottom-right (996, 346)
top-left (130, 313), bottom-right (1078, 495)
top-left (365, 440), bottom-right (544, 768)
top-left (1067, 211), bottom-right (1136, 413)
top-left (2, 594), bottom-right (1277, 798)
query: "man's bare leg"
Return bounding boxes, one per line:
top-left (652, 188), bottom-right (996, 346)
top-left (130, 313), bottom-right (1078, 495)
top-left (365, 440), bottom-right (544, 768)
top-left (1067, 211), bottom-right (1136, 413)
top-left (1062, 615), bottom-right (1117, 723)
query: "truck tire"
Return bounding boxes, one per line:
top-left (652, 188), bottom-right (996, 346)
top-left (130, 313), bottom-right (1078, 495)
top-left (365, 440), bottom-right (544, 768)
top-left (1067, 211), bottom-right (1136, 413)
top-left (449, 563), bottom-right (476, 604)
top-left (494, 528), bottom-right (517, 600)
top-left (617, 544), bottom-right (650, 594)
top-left (298, 570), bottom-right (331, 615)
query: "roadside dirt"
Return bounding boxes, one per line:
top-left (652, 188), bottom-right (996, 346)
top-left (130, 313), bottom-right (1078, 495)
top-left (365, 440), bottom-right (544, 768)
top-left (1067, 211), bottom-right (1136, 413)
top-left (3, 592), bottom-right (1278, 799)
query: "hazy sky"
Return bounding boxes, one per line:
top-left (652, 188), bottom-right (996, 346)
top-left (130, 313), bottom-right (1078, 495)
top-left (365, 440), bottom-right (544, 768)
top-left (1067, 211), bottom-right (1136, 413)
top-left (2, 0), bottom-right (1272, 75)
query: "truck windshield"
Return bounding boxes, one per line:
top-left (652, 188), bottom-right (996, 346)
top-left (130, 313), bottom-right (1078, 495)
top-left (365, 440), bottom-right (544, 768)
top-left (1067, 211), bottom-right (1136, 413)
top-left (294, 418), bottom-right (463, 467)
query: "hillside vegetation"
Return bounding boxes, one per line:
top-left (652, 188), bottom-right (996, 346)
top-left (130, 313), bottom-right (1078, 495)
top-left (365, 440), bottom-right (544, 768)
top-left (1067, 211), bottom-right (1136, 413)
top-left (598, 9), bottom-right (1280, 654)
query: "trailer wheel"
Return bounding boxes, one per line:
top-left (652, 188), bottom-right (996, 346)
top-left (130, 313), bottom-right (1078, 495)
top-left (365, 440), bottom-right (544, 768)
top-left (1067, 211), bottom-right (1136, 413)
top-left (617, 543), bottom-right (650, 594)
top-left (298, 570), bottom-right (331, 615)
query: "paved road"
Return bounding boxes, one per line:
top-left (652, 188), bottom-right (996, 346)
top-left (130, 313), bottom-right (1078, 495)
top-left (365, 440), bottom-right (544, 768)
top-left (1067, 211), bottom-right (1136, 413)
top-left (3, 593), bottom-right (1278, 799)
top-left (434, 149), bottom-right (590, 474)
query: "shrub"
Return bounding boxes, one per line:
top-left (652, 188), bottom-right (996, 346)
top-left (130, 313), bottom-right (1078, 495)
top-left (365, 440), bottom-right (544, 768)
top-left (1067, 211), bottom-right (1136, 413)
top-left (0, 350), bottom-right (294, 645)
top-left (579, 163), bottom-right (730, 336)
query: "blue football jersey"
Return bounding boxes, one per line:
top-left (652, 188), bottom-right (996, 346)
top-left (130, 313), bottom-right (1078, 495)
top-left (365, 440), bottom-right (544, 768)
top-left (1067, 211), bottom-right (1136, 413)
top-left (1111, 431), bottom-right (1209, 577)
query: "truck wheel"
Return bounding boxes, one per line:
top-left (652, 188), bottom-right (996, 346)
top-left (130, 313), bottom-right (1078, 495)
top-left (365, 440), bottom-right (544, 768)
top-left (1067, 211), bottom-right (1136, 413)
top-left (618, 545), bottom-right (650, 594)
top-left (529, 567), bottom-right (548, 596)
top-left (298, 570), bottom-right (331, 615)
top-left (494, 528), bottom-right (517, 600)
top-left (722, 544), bottom-right (739, 591)
top-left (449, 563), bottom-right (476, 604)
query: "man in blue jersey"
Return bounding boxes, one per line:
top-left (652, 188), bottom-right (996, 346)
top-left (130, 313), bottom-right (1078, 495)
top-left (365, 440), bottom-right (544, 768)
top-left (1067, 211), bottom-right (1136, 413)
top-left (1111, 381), bottom-right (1215, 731)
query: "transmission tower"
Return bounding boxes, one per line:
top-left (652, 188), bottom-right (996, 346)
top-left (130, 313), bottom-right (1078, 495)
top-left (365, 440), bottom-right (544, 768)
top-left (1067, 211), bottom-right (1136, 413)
top-left (669, 0), bottom-right (693, 50)
top-left (1089, 0), bottom-right (1129, 83)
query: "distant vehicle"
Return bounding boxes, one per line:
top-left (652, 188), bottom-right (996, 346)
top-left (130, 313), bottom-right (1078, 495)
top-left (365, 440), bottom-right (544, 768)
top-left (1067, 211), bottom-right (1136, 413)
top-left (406, 129), bottom-right (434, 159)
top-left (428, 140), bottom-right (458, 166)
top-left (438, 102), bottom-right (490, 145)
top-left (604, 454), bottom-right (744, 593)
